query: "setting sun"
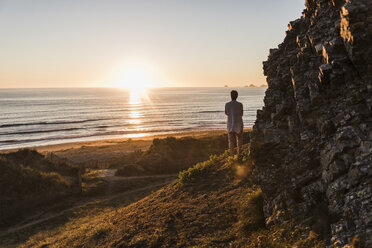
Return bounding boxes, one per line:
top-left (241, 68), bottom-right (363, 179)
top-left (113, 62), bottom-right (156, 92)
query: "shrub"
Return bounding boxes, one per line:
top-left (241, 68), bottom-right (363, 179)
top-left (177, 154), bottom-right (222, 188)
top-left (238, 190), bottom-right (265, 235)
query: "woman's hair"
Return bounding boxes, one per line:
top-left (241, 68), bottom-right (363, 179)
top-left (230, 90), bottom-right (238, 100)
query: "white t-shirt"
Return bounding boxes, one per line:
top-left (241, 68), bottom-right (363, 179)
top-left (225, 100), bottom-right (243, 133)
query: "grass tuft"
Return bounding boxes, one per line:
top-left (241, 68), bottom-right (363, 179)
top-left (238, 190), bottom-right (265, 235)
top-left (177, 154), bottom-right (224, 188)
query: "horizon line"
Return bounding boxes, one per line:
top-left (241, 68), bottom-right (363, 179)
top-left (0, 85), bottom-right (268, 90)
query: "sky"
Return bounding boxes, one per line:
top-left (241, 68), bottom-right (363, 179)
top-left (0, 0), bottom-right (305, 88)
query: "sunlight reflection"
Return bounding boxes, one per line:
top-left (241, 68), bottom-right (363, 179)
top-left (128, 89), bottom-right (142, 125)
top-left (126, 88), bottom-right (161, 134)
top-left (129, 89), bottom-right (141, 105)
top-left (128, 110), bottom-right (141, 125)
top-left (125, 133), bottom-right (148, 138)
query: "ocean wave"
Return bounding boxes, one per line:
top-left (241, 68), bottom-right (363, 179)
top-left (0, 118), bottom-right (106, 128)
top-left (197, 110), bottom-right (222, 113)
top-left (0, 127), bottom-right (197, 146)
top-left (0, 127), bottom-right (83, 136)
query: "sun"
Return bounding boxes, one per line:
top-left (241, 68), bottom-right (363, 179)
top-left (110, 61), bottom-right (160, 105)
top-left (114, 62), bottom-right (154, 93)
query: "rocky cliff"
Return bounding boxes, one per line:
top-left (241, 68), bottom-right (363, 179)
top-left (251, 0), bottom-right (372, 246)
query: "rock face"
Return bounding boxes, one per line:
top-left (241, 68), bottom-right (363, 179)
top-left (251, 0), bottom-right (372, 246)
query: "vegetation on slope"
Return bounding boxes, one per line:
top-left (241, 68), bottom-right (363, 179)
top-left (17, 148), bottom-right (325, 248)
top-left (0, 149), bottom-right (79, 229)
top-left (114, 134), bottom-right (251, 175)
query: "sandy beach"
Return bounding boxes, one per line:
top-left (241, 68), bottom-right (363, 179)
top-left (1, 129), bottom-right (236, 166)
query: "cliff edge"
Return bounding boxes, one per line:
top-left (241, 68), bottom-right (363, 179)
top-left (251, 0), bottom-right (372, 246)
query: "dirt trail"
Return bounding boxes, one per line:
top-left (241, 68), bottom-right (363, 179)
top-left (96, 169), bottom-right (178, 182)
top-left (0, 175), bottom-right (175, 238)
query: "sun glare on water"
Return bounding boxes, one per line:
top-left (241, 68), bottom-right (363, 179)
top-left (110, 61), bottom-right (159, 132)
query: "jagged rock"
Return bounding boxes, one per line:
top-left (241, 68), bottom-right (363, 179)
top-left (252, 0), bottom-right (372, 246)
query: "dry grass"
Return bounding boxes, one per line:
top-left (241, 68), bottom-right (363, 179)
top-left (1, 137), bottom-right (326, 247)
top-left (6, 148), bottom-right (325, 248)
top-left (0, 149), bottom-right (79, 229)
top-left (111, 134), bottom-right (232, 174)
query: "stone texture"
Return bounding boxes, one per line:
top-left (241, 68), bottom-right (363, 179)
top-left (251, 0), bottom-right (372, 246)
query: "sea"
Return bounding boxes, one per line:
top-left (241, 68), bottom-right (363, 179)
top-left (0, 87), bottom-right (266, 150)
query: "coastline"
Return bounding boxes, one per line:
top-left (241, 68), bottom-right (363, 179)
top-left (0, 88), bottom-right (264, 153)
top-left (0, 129), bottom-right (225, 152)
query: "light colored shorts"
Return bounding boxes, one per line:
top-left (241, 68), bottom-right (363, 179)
top-left (228, 132), bottom-right (243, 149)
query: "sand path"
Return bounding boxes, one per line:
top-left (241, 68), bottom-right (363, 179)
top-left (96, 168), bottom-right (178, 182)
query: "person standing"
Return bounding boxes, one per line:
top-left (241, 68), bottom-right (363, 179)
top-left (225, 90), bottom-right (243, 155)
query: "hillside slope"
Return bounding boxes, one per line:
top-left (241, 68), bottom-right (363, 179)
top-left (0, 149), bottom-right (79, 229)
top-left (16, 151), bottom-right (325, 248)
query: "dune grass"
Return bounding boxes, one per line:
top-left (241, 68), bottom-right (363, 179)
top-left (0, 149), bottom-right (79, 229)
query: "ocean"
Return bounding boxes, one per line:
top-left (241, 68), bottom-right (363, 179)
top-left (0, 87), bottom-right (266, 150)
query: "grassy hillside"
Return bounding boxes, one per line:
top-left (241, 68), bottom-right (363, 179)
top-left (16, 148), bottom-right (325, 248)
top-left (0, 149), bottom-right (79, 229)
top-left (114, 133), bottom-right (250, 176)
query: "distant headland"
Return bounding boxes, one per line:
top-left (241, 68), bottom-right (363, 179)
top-left (224, 84), bottom-right (267, 88)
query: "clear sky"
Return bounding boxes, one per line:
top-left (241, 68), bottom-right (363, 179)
top-left (0, 0), bottom-right (305, 88)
